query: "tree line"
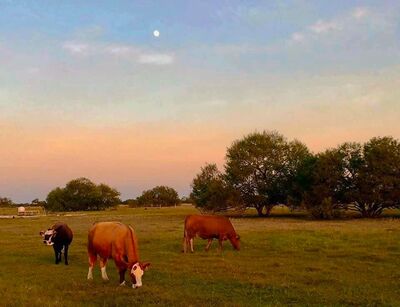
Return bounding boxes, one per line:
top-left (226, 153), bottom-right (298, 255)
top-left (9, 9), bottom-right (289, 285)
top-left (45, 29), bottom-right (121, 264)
top-left (1, 179), bottom-right (181, 211)
top-left (190, 131), bottom-right (400, 219)
top-left (2, 130), bottom-right (398, 218)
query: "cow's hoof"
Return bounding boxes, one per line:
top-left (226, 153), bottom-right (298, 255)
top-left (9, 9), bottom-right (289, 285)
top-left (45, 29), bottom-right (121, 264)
top-left (65, 262), bottom-right (69, 265)
top-left (120, 281), bottom-right (126, 286)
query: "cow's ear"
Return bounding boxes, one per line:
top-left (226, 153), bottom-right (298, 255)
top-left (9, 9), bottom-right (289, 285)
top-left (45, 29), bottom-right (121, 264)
top-left (141, 262), bottom-right (150, 271)
top-left (39, 231), bottom-right (45, 236)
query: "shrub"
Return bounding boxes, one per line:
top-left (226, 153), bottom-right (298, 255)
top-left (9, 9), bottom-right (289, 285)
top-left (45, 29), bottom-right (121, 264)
top-left (45, 177), bottom-right (121, 211)
top-left (136, 186), bottom-right (180, 207)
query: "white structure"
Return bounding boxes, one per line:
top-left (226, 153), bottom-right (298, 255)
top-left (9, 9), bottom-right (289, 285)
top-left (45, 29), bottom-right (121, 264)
top-left (17, 206), bottom-right (26, 216)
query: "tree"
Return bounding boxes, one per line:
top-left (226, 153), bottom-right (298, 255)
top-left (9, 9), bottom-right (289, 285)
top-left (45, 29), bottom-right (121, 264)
top-left (123, 198), bottom-right (138, 207)
top-left (46, 187), bottom-right (66, 211)
top-left (191, 163), bottom-right (243, 213)
top-left (303, 147), bottom-right (351, 219)
top-left (180, 196), bottom-right (193, 204)
top-left (0, 197), bottom-right (13, 207)
top-left (45, 178), bottom-right (121, 211)
top-left (97, 184), bottom-right (121, 210)
top-left (137, 186), bottom-right (180, 207)
top-left (31, 198), bottom-right (46, 206)
top-left (347, 137), bottom-right (400, 217)
top-left (225, 131), bottom-right (311, 216)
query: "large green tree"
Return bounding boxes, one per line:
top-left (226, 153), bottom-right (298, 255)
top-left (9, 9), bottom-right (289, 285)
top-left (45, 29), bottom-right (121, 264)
top-left (0, 197), bottom-right (13, 207)
top-left (301, 138), bottom-right (400, 218)
top-left (302, 144), bottom-right (360, 219)
top-left (190, 163), bottom-right (242, 213)
top-left (45, 177), bottom-right (121, 211)
top-left (225, 131), bottom-right (311, 216)
top-left (137, 186), bottom-right (180, 207)
top-left (347, 137), bottom-right (400, 217)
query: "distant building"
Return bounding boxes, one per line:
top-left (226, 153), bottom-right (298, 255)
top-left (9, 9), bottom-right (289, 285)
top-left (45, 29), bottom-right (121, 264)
top-left (17, 206), bottom-right (26, 216)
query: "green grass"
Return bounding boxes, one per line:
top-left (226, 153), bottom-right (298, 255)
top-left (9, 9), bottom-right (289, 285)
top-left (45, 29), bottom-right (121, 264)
top-left (1, 206), bottom-right (400, 306)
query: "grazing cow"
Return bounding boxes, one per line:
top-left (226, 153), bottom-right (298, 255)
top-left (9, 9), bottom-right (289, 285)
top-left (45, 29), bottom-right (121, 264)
top-left (182, 215), bottom-right (240, 253)
top-left (40, 222), bottom-right (73, 265)
top-left (87, 222), bottom-right (150, 288)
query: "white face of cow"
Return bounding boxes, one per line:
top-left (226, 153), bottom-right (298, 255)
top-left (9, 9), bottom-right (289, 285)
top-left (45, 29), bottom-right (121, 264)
top-left (40, 229), bottom-right (56, 246)
top-left (130, 263), bottom-right (144, 288)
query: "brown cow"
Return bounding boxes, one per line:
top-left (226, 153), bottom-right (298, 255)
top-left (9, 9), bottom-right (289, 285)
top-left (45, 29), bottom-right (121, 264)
top-left (182, 215), bottom-right (240, 253)
top-left (87, 222), bottom-right (150, 288)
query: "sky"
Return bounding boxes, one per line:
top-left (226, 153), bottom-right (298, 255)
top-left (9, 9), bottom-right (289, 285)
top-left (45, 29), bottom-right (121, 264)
top-left (1, 0), bottom-right (400, 202)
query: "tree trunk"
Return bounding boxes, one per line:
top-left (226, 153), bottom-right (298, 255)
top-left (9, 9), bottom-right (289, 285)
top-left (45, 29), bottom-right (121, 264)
top-left (360, 202), bottom-right (384, 218)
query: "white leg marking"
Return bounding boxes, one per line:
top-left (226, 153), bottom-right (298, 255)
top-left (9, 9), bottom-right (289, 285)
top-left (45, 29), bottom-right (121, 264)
top-left (87, 267), bottom-right (93, 280)
top-left (190, 238), bottom-right (194, 252)
top-left (120, 281), bottom-right (126, 286)
top-left (101, 266), bottom-right (109, 280)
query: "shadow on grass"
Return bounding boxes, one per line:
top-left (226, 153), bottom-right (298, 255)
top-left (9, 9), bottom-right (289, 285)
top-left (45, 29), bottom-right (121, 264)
top-left (228, 209), bottom-right (400, 221)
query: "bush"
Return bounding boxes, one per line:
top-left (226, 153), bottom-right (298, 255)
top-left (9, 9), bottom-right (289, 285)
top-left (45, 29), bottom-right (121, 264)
top-left (305, 197), bottom-right (342, 219)
top-left (45, 177), bottom-right (121, 211)
top-left (190, 163), bottom-right (243, 213)
top-left (0, 197), bottom-right (13, 207)
top-left (123, 199), bottom-right (138, 207)
top-left (302, 147), bottom-right (349, 219)
top-left (136, 186), bottom-right (180, 207)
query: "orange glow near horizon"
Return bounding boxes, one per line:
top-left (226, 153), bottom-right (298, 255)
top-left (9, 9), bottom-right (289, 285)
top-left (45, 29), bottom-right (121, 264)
top-left (1, 118), bottom-right (399, 202)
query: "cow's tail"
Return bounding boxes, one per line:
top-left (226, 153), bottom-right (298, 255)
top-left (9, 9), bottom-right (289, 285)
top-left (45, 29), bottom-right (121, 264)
top-left (182, 216), bottom-right (189, 253)
top-left (87, 227), bottom-right (95, 253)
top-left (127, 225), bottom-right (139, 264)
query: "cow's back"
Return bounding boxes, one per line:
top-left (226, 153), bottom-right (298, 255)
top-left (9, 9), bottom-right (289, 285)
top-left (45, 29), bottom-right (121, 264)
top-left (88, 222), bottom-right (130, 259)
top-left (53, 222), bottom-right (73, 245)
top-left (185, 215), bottom-right (235, 237)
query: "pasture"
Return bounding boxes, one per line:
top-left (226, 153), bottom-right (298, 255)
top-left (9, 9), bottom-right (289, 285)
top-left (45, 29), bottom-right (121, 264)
top-left (0, 206), bottom-right (400, 306)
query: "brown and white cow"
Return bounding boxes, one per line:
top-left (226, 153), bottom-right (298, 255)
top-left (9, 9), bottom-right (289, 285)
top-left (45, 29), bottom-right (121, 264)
top-left (40, 222), bottom-right (73, 265)
top-left (87, 222), bottom-right (150, 288)
top-left (182, 215), bottom-right (240, 253)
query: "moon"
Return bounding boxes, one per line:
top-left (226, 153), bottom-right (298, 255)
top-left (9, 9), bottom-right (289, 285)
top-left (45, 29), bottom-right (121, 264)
top-left (153, 30), bottom-right (160, 38)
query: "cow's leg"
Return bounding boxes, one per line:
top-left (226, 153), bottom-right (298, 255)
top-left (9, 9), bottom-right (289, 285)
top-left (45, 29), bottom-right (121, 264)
top-left (115, 259), bottom-right (127, 286)
top-left (205, 239), bottom-right (213, 251)
top-left (53, 245), bottom-right (60, 264)
top-left (57, 245), bottom-right (62, 263)
top-left (64, 244), bottom-right (69, 265)
top-left (183, 235), bottom-right (193, 253)
top-left (182, 235), bottom-right (187, 253)
top-left (87, 252), bottom-right (97, 280)
top-left (113, 256), bottom-right (127, 286)
top-left (99, 258), bottom-right (109, 281)
top-left (218, 236), bottom-right (224, 251)
top-left (190, 237), bottom-right (194, 253)
top-left (118, 268), bottom-right (127, 286)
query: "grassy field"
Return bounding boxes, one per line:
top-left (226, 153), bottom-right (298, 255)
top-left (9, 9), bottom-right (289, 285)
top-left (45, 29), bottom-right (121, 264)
top-left (0, 206), bottom-right (400, 306)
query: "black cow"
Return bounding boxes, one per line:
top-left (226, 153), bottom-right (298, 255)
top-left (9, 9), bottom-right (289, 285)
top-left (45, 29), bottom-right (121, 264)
top-left (40, 222), bottom-right (73, 265)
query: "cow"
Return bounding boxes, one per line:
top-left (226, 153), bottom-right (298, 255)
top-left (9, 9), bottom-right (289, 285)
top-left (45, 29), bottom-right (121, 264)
top-left (40, 222), bottom-right (73, 265)
top-left (87, 222), bottom-right (150, 288)
top-left (182, 214), bottom-right (240, 253)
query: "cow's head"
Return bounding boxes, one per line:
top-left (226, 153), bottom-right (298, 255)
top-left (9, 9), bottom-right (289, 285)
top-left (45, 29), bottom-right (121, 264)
top-left (130, 262), bottom-right (150, 288)
top-left (229, 234), bottom-right (241, 250)
top-left (39, 229), bottom-right (56, 246)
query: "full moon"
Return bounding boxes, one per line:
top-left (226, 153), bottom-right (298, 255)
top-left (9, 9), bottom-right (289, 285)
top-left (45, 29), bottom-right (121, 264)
top-left (153, 30), bottom-right (160, 37)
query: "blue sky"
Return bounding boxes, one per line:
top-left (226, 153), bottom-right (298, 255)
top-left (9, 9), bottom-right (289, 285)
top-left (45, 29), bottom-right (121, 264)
top-left (0, 1), bottom-right (399, 202)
